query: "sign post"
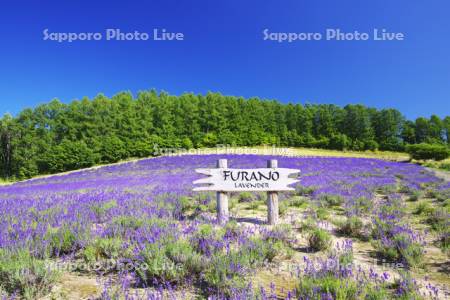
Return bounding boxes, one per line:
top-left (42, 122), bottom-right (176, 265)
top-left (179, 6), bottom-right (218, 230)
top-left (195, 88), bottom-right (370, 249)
top-left (267, 159), bottom-right (279, 225)
top-left (193, 159), bottom-right (300, 225)
top-left (216, 159), bottom-right (229, 225)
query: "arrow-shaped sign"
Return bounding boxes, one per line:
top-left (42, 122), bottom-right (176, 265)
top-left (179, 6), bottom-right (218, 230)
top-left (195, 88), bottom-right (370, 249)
top-left (193, 168), bottom-right (300, 192)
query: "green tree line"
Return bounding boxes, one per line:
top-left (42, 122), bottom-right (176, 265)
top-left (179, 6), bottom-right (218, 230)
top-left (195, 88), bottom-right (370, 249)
top-left (0, 90), bottom-right (449, 179)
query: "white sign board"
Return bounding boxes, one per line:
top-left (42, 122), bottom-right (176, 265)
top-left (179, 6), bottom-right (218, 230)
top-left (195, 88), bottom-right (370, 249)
top-left (193, 168), bottom-right (300, 192)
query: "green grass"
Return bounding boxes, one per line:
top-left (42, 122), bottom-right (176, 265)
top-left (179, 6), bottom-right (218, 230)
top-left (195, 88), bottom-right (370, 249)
top-left (0, 249), bottom-right (59, 299)
top-left (337, 216), bottom-right (364, 238)
top-left (308, 228), bottom-right (332, 252)
top-left (296, 272), bottom-right (393, 300)
top-left (420, 158), bottom-right (450, 171)
top-left (82, 237), bottom-right (123, 263)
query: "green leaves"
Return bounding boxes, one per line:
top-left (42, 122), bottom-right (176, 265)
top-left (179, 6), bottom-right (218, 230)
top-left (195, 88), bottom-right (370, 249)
top-left (406, 143), bottom-right (450, 161)
top-left (40, 139), bottom-right (98, 173)
top-left (308, 228), bottom-right (332, 252)
top-left (0, 249), bottom-right (59, 299)
top-left (1, 90), bottom-right (448, 179)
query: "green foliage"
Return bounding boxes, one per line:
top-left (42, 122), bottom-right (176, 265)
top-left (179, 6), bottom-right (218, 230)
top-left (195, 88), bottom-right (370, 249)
top-left (353, 196), bottom-right (371, 215)
top-left (379, 197), bottom-right (406, 218)
top-left (177, 196), bottom-right (193, 215)
top-left (223, 220), bottom-right (240, 237)
top-left (203, 236), bottom-right (278, 296)
top-left (192, 224), bottom-right (225, 255)
top-left (395, 235), bottom-right (424, 268)
top-left (228, 197), bottom-right (239, 210)
top-left (308, 228), bottom-right (332, 252)
top-left (203, 252), bottom-right (248, 296)
top-left (90, 200), bottom-right (117, 222)
top-left (1, 91), bottom-right (448, 179)
top-left (316, 207), bottom-right (329, 220)
top-left (83, 237), bottom-right (123, 263)
top-left (47, 225), bottom-right (77, 256)
top-left (319, 194), bottom-right (344, 207)
top-left (338, 216), bottom-right (364, 238)
top-left (287, 196), bottom-right (308, 208)
top-left (406, 143), bottom-right (450, 161)
top-left (373, 109), bottom-right (405, 151)
top-left (40, 139), bottom-right (98, 173)
top-left (439, 162), bottom-right (450, 171)
top-left (0, 249), bottom-right (59, 299)
top-left (364, 287), bottom-right (390, 300)
top-left (82, 245), bottom-right (98, 265)
top-left (443, 198), bottom-right (450, 208)
top-left (181, 137), bottom-right (194, 149)
top-left (248, 200), bottom-right (262, 210)
top-left (438, 231), bottom-right (449, 255)
top-left (197, 223), bottom-right (214, 237)
top-left (377, 184), bottom-right (398, 195)
top-left (298, 216), bottom-right (316, 232)
top-left (136, 243), bottom-right (181, 283)
top-left (297, 274), bottom-right (359, 300)
top-left (237, 191), bottom-right (255, 203)
top-left (135, 239), bottom-right (202, 285)
top-left (128, 139), bottom-right (154, 158)
top-left (112, 215), bottom-right (145, 230)
top-left (426, 209), bottom-right (448, 232)
top-left (338, 250), bottom-right (354, 266)
top-left (164, 239), bottom-right (202, 275)
top-left (435, 189), bottom-right (450, 202)
top-left (242, 236), bottom-right (280, 264)
top-left (279, 200), bottom-right (289, 216)
top-left (328, 133), bottom-right (351, 150)
top-left (372, 233), bottom-right (424, 268)
top-left (296, 185), bottom-right (316, 196)
top-left (100, 135), bottom-right (127, 163)
top-left (266, 224), bottom-right (294, 245)
top-left (393, 272), bottom-right (424, 300)
top-left (423, 160), bottom-right (450, 171)
top-left (297, 249), bottom-right (391, 300)
top-left (413, 202), bottom-right (433, 216)
top-left (407, 190), bottom-right (422, 202)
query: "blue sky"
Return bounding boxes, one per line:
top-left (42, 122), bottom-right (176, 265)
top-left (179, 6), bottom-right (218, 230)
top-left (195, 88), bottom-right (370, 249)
top-left (0, 0), bottom-right (449, 119)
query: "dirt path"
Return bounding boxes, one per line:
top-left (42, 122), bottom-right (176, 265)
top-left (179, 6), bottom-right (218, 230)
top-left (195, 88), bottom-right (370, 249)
top-left (426, 167), bottom-right (450, 182)
top-left (235, 198), bottom-right (450, 299)
top-left (41, 273), bottom-right (100, 300)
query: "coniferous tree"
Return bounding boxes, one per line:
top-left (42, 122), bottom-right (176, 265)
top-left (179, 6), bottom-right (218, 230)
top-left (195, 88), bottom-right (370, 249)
top-left (0, 90), bottom-right (447, 179)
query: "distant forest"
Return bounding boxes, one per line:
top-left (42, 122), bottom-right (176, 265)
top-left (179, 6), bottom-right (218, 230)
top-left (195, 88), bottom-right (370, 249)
top-left (0, 90), bottom-right (449, 179)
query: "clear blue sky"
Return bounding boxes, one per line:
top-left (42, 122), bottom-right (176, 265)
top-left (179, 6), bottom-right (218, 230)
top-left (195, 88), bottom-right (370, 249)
top-left (0, 0), bottom-right (449, 120)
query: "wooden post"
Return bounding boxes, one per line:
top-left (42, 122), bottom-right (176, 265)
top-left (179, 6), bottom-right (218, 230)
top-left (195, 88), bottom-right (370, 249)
top-left (216, 159), bottom-right (229, 225)
top-left (267, 159), bottom-right (279, 225)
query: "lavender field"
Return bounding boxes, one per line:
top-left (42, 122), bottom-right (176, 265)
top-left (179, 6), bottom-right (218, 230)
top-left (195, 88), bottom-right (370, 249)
top-left (0, 155), bottom-right (449, 300)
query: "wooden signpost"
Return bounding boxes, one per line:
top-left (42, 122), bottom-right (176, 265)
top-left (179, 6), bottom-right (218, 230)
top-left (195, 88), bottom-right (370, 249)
top-left (193, 159), bottom-right (300, 225)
